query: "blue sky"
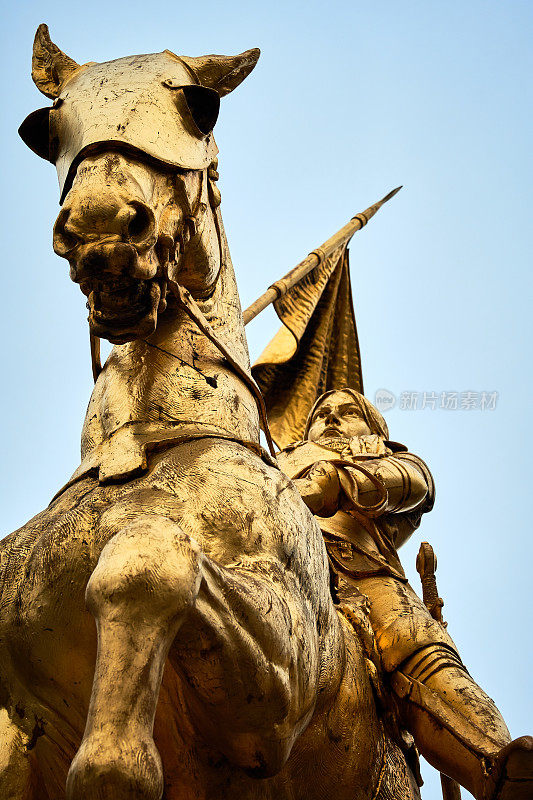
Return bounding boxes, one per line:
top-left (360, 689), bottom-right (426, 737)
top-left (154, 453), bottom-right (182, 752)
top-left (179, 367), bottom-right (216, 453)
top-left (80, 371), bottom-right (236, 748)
top-left (1, 2), bottom-right (532, 797)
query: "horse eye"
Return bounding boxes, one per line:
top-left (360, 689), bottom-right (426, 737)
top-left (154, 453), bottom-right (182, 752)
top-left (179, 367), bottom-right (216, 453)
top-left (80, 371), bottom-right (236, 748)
top-left (18, 107), bottom-right (52, 161)
top-left (182, 86), bottom-right (220, 135)
top-left (163, 81), bottom-right (221, 136)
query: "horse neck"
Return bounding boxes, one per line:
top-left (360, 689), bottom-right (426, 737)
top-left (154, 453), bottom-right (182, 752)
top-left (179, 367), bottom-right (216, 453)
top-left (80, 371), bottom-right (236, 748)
top-left (80, 207), bottom-right (261, 469)
top-left (194, 207), bottom-right (251, 375)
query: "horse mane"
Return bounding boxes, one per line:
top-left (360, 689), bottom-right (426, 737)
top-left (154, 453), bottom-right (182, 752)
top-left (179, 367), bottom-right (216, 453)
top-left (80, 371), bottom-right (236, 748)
top-left (196, 205), bottom-right (252, 377)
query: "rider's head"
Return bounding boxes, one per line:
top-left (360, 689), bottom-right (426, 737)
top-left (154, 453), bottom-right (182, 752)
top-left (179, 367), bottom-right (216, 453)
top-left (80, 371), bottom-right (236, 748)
top-left (305, 388), bottom-right (389, 443)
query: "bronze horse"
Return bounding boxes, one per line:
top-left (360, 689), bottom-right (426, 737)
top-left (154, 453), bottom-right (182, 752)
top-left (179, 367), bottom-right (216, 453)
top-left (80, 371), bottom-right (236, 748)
top-left (0, 26), bottom-right (419, 800)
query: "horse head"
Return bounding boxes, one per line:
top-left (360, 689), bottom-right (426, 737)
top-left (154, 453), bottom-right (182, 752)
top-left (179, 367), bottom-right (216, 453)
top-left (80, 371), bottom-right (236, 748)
top-left (19, 24), bottom-right (259, 345)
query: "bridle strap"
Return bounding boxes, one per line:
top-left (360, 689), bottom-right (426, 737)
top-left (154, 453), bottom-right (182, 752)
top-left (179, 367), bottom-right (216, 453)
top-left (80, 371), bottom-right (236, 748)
top-left (168, 279), bottom-right (276, 457)
top-left (90, 332), bottom-right (102, 381)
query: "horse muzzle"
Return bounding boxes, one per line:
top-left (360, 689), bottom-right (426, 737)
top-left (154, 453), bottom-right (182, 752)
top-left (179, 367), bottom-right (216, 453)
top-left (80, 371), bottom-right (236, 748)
top-left (86, 272), bottom-right (162, 344)
top-left (59, 237), bottom-right (163, 343)
top-left (53, 183), bottom-right (167, 343)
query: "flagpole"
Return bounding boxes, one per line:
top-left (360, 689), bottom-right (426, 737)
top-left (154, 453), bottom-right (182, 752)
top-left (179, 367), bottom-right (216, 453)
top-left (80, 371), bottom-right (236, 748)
top-left (242, 186), bottom-right (402, 326)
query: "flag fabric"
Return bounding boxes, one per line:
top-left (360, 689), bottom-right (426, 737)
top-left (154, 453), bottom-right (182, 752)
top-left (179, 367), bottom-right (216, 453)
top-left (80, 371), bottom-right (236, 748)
top-left (252, 244), bottom-right (363, 450)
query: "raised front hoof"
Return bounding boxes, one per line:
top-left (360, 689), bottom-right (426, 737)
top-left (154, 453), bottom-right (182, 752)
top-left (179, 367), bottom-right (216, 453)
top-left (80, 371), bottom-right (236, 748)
top-left (493, 736), bottom-right (533, 800)
top-left (66, 738), bottom-right (163, 800)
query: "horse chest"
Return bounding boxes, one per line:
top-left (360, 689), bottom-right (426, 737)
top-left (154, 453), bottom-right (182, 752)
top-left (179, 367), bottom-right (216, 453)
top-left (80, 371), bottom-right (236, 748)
top-left (0, 442), bottom-right (281, 697)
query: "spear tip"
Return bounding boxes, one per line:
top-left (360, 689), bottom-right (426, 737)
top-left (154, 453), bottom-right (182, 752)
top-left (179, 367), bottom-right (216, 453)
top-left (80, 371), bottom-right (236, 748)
top-left (350, 185), bottom-right (403, 229)
top-left (380, 185), bottom-right (402, 204)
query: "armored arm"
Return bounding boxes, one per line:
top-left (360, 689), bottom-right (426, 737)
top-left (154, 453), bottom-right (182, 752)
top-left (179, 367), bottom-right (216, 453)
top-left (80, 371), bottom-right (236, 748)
top-left (292, 461), bottom-right (342, 517)
top-left (341, 453), bottom-right (434, 515)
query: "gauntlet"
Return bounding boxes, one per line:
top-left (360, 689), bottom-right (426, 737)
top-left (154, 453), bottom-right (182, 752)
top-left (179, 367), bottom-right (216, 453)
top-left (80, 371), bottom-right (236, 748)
top-left (295, 461), bottom-right (341, 517)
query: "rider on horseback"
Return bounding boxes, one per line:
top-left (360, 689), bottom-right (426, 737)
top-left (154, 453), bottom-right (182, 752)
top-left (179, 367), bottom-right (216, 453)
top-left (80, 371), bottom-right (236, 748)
top-left (278, 388), bottom-right (533, 800)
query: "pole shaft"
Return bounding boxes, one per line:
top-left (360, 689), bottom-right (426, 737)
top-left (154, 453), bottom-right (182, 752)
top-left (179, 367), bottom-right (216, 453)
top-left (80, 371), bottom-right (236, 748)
top-left (242, 186), bottom-right (401, 325)
top-left (441, 773), bottom-right (462, 800)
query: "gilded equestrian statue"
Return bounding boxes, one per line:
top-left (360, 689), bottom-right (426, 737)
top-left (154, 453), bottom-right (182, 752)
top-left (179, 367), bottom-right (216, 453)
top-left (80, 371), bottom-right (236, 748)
top-left (0, 25), bottom-right (419, 800)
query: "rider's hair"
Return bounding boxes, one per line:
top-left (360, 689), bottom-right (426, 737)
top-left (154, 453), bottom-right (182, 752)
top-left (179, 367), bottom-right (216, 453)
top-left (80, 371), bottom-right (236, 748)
top-left (304, 387), bottom-right (389, 440)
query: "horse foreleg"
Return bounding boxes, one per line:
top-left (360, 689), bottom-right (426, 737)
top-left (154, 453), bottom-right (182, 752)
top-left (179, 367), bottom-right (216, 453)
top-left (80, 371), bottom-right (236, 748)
top-left (169, 556), bottom-right (330, 778)
top-left (66, 515), bottom-right (202, 800)
top-left (0, 708), bottom-right (40, 799)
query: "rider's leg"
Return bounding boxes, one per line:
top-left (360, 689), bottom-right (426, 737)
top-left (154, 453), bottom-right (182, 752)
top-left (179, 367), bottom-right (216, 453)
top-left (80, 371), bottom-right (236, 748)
top-left (393, 644), bottom-right (533, 800)
top-left (353, 576), bottom-right (533, 800)
top-left (393, 645), bottom-right (506, 798)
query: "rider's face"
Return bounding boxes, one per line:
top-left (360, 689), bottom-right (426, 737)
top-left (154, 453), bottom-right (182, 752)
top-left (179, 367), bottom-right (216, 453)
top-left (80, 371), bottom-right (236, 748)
top-left (307, 391), bottom-right (372, 442)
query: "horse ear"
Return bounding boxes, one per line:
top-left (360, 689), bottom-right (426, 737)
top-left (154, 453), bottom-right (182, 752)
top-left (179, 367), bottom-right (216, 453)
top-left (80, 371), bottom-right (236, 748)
top-left (32, 24), bottom-right (79, 99)
top-left (180, 49), bottom-right (260, 97)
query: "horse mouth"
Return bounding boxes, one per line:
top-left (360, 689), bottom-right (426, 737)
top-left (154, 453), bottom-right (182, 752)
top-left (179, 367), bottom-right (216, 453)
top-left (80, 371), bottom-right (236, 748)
top-left (84, 278), bottom-right (161, 343)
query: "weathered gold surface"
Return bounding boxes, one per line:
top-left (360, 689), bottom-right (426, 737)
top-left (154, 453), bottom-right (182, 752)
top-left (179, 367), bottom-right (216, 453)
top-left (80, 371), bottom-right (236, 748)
top-left (1, 26), bottom-right (424, 800)
top-left (3, 23), bottom-right (532, 800)
top-left (281, 389), bottom-right (533, 800)
top-left (21, 25), bottom-right (259, 201)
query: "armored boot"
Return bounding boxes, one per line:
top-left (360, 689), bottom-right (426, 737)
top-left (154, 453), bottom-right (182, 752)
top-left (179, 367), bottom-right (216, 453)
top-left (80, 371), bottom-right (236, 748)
top-left (391, 644), bottom-right (533, 800)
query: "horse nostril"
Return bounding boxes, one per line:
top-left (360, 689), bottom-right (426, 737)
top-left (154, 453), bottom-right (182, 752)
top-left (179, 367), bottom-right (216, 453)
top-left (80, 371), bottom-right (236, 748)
top-left (120, 202), bottom-right (156, 249)
top-left (53, 208), bottom-right (80, 257)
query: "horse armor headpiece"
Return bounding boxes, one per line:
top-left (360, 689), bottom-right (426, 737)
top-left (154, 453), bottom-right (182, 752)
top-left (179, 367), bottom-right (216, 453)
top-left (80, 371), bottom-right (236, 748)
top-left (19, 24), bottom-right (260, 202)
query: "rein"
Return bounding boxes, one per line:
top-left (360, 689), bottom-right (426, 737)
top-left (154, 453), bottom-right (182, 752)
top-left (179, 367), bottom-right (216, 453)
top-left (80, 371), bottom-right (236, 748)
top-left (89, 163), bottom-right (276, 457)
